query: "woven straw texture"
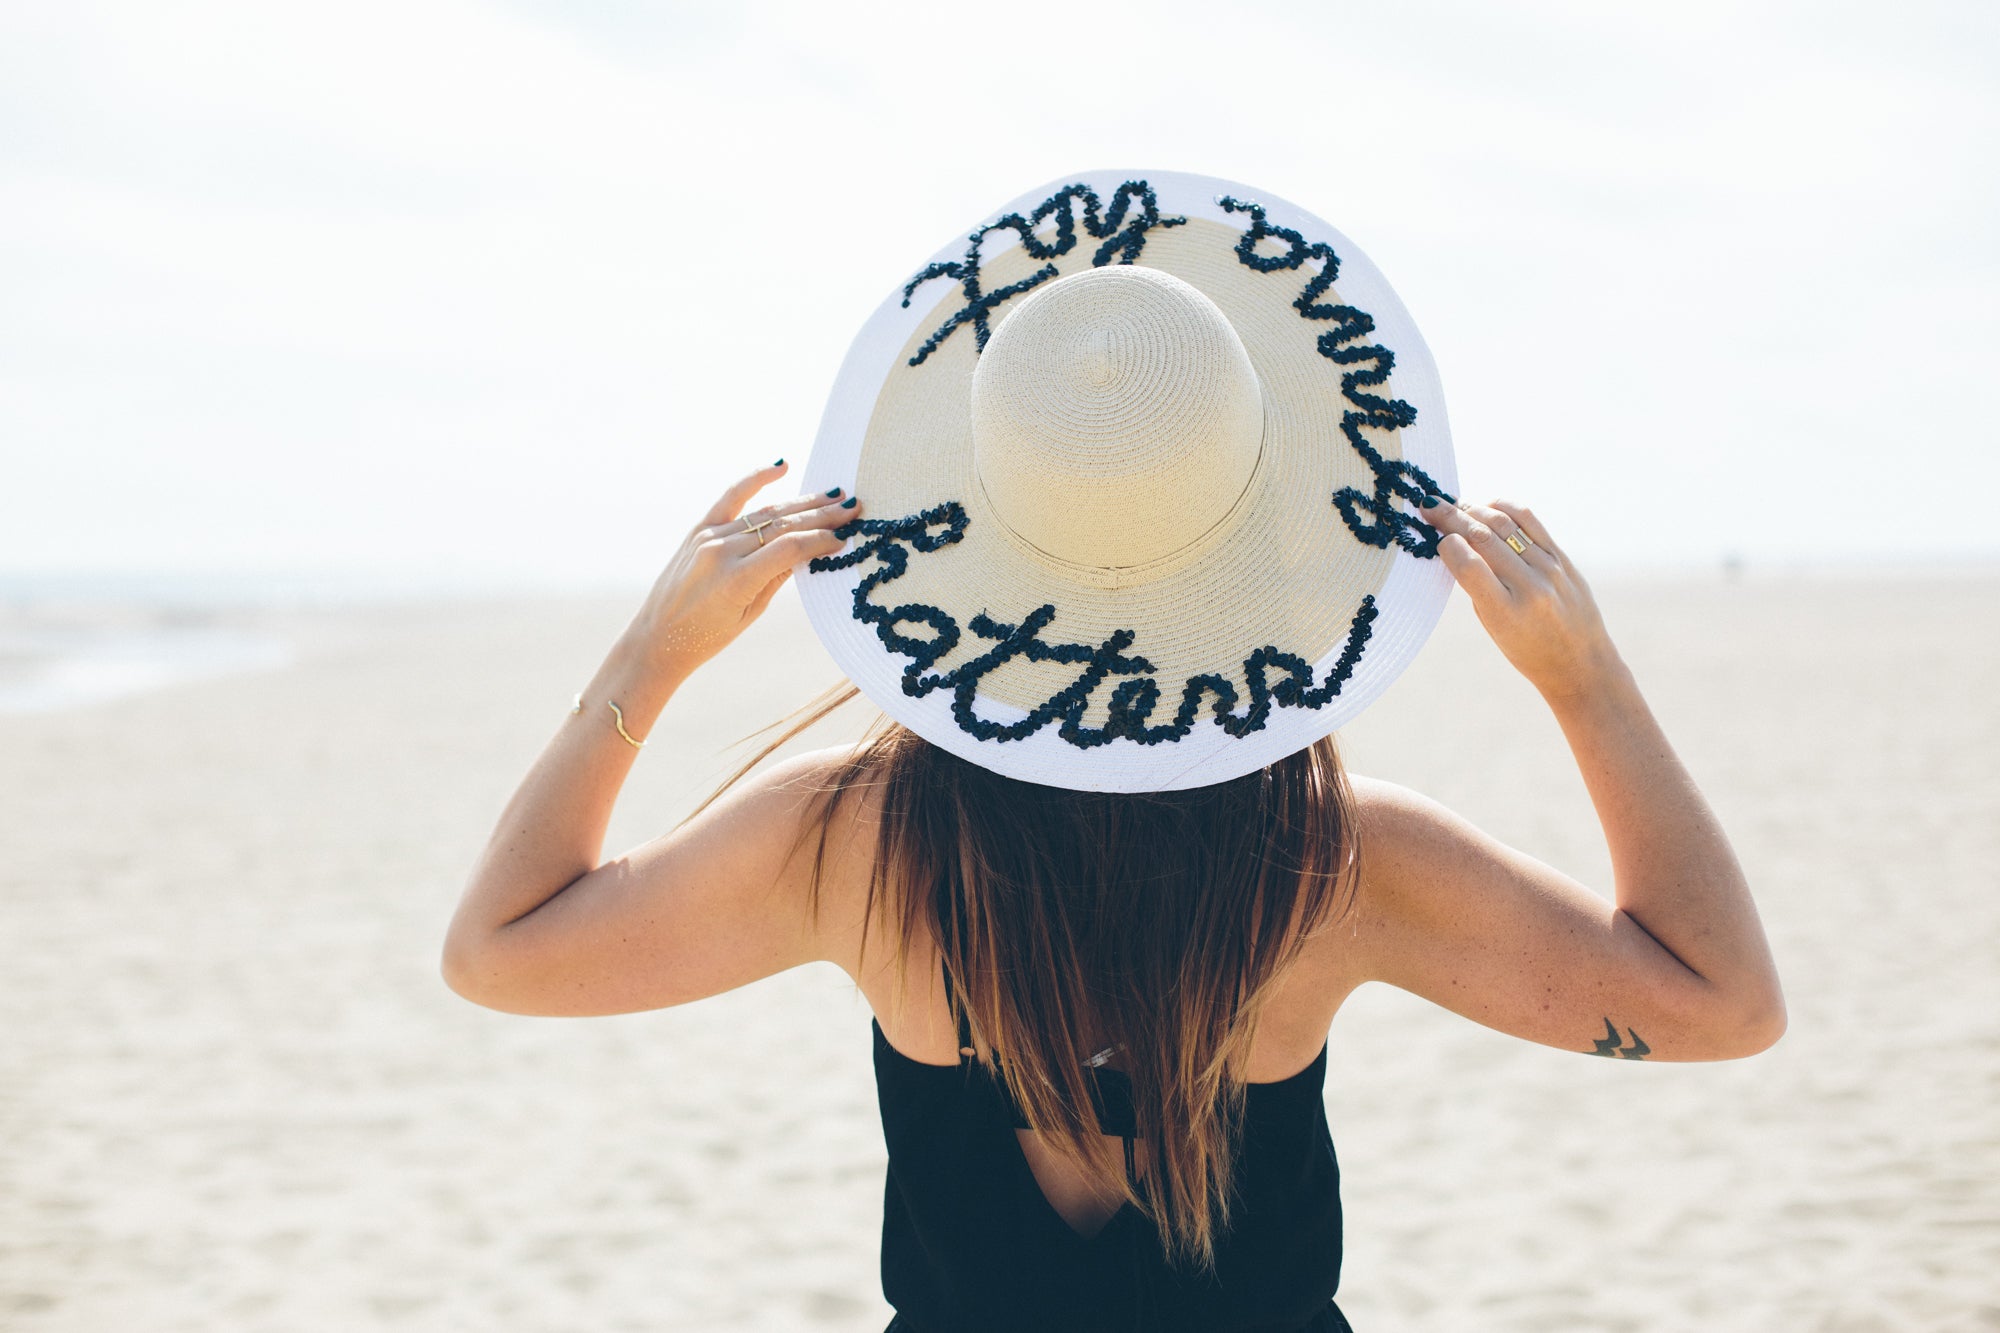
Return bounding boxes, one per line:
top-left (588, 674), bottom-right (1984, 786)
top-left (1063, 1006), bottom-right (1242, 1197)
top-left (970, 264), bottom-right (1265, 573)
top-left (799, 171), bottom-right (1456, 792)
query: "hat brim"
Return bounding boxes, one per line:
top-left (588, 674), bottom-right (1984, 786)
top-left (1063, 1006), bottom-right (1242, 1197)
top-left (799, 169), bottom-right (1456, 792)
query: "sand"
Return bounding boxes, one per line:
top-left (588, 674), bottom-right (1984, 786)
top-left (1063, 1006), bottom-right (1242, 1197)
top-left (2, 572), bottom-right (1996, 1331)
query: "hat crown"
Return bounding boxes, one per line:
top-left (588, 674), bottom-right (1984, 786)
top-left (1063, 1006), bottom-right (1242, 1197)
top-left (969, 266), bottom-right (1264, 573)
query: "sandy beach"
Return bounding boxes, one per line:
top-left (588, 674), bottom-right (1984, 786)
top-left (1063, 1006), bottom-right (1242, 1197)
top-left (3, 571), bottom-right (1996, 1332)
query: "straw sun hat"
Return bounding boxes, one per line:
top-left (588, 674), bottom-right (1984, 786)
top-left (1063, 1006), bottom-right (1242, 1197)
top-left (798, 169), bottom-right (1458, 793)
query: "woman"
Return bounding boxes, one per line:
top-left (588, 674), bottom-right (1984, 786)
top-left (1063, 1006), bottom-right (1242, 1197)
top-left (442, 174), bottom-right (1784, 1331)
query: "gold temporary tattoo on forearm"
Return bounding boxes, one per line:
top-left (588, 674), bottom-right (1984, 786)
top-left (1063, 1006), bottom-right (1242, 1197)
top-left (1589, 1017), bottom-right (1650, 1059)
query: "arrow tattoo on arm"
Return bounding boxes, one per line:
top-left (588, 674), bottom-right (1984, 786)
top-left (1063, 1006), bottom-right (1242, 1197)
top-left (1589, 1017), bottom-right (1651, 1060)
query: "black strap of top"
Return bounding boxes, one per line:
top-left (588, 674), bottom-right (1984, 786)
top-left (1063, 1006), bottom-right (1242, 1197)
top-left (938, 953), bottom-right (975, 1058)
top-left (935, 873), bottom-right (978, 1059)
top-left (940, 953), bottom-right (1141, 1191)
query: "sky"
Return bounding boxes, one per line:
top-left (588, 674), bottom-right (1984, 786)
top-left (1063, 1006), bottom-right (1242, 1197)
top-left (3, 0), bottom-right (1996, 595)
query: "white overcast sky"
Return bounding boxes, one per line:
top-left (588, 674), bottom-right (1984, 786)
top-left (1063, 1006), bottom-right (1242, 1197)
top-left (3, 0), bottom-right (1995, 593)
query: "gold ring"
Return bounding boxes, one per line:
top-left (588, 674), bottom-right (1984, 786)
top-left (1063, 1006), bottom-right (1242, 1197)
top-left (741, 515), bottom-right (772, 544)
top-left (1504, 531), bottom-right (1531, 555)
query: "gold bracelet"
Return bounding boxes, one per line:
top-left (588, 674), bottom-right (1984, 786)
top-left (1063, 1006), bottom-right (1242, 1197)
top-left (570, 692), bottom-right (645, 749)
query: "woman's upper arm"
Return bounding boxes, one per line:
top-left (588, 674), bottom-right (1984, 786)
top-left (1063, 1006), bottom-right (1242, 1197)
top-left (443, 746), bottom-right (877, 1017)
top-left (1344, 775), bottom-right (1755, 1062)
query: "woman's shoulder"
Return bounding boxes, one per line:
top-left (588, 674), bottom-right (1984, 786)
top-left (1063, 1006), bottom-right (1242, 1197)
top-left (1345, 770), bottom-right (1446, 831)
top-left (761, 741), bottom-right (892, 826)
top-left (741, 741), bottom-right (897, 967)
top-left (723, 740), bottom-right (890, 820)
top-left (1337, 771), bottom-right (1561, 919)
top-left (1340, 771), bottom-right (1489, 896)
top-left (1279, 772), bottom-right (1449, 993)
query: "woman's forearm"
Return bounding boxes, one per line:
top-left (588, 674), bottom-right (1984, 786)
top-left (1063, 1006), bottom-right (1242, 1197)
top-left (1544, 652), bottom-right (1785, 1041)
top-left (443, 627), bottom-right (687, 976)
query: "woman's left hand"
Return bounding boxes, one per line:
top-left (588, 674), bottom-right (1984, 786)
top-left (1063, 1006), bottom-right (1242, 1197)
top-left (625, 461), bottom-right (860, 677)
top-left (1419, 495), bottom-right (1616, 703)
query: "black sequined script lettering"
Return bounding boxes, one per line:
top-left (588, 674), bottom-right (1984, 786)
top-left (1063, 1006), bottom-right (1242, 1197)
top-left (1219, 195), bottom-right (1453, 557)
top-left (900, 181), bottom-right (1187, 367)
top-left (809, 506), bottom-right (1379, 749)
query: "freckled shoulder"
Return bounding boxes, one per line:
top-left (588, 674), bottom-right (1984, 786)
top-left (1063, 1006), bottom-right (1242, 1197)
top-left (753, 743), bottom-right (893, 980)
top-left (1271, 771), bottom-right (1446, 1014)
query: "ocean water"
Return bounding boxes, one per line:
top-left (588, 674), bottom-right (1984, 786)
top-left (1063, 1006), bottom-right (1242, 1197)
top-left (0, 569), bottom-right (542, 716)
top-left (0, 621), bottom-right (295, 715)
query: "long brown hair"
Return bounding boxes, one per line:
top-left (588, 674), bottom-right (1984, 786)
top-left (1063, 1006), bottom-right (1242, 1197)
top-left (701, 684), bottom-right (1361, 1271)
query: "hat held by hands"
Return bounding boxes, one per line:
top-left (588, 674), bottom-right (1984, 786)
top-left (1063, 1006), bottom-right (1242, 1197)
top-left (800, 169), bottom-right (1458, 793)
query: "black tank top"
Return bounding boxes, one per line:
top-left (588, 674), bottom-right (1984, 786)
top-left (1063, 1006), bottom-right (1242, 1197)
top-left (871, 957), bottom-right (1352, 1333)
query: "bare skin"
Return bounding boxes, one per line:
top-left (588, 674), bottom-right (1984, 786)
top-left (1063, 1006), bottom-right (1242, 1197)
top-left (442, 467), bottom-right (1786, 1239)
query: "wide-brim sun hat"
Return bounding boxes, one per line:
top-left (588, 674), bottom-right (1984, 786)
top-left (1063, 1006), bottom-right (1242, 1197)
top-left (799, 169), bottom-right (1458, 793)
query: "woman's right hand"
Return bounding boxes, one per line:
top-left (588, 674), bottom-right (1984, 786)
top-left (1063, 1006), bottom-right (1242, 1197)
top-left (1419, 496), bottom-right (1620, 702)
top-left (621, 462), bottom-right (860, 679)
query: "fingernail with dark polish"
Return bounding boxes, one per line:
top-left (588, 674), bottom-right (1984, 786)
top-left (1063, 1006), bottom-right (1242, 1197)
top-left (1418, 493), bottom-right (1439, 508)
top-left (825, 487), bottom-right (843, 497)
top-left (840, 496), bottom-right (858, 509)
top-left (772, 458), bottom-right (785, 467)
